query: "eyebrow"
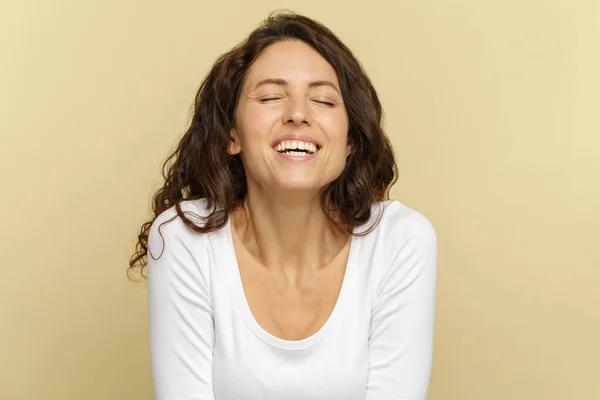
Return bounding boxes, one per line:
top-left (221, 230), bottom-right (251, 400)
top-left (253, 78), bottom-right (341, 95)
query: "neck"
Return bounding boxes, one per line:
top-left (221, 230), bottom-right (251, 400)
top-left (231, 186), bottom-right (350, 279)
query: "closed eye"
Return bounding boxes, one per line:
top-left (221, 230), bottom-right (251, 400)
top-left (314, 100), bottom-right (335, 106)
top-left (259, 98), bottom-right (335, 106)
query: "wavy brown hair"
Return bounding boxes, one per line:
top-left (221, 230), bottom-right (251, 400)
top-left (128, 10), bottom-right (398, 280)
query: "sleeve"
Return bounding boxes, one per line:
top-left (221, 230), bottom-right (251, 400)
top-left (147, 218), bottom-right (216, 400)
top-left (365, 211), bottom-right (439, 400)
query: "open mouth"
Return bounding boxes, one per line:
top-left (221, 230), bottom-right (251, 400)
top-left (273, 140), bottom-right (321, 156)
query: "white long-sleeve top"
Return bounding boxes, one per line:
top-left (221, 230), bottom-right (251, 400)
top-left (147, 198), bottom-right (438, 400)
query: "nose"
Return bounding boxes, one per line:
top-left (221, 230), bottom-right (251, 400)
top-left (283, 97), bottom-right (312, 126)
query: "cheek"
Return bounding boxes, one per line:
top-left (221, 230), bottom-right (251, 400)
top-left (238, 104), bottom-right (280, 140)
top-left (235, 106), bottom-right (280, 166)
top-left (320, 111), bottom-right (349, 146)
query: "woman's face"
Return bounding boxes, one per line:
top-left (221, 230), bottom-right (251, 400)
top-left (230, 40), bottom-right (350, 195)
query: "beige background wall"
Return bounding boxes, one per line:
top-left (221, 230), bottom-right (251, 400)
top-left (1, 0), bottom-right (598, 399)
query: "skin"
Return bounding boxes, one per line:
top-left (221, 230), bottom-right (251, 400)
top-left (227, 40), bottom-right (353, 340)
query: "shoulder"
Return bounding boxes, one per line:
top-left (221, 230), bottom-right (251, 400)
top-left (147, 198), bottom-right (218, 291)
top-left (361, 200), bottom-right (437, 288)
top-left (147, 198), bottom-right (216, 260)
top-left (364, 200), bottom-right (437, 246)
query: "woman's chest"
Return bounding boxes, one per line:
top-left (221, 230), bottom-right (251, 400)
top-left (237, 252), bottom-right (348, 342)
top-left (212, 334), bottom-right (369, 400)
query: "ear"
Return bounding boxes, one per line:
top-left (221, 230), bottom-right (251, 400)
top-left (228, 129), bottom-right (242, 155)
top-left (346, 142), bottom-right (352, 158)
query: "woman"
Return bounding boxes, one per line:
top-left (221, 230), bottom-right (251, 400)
top-left (129, 10), bottom-right (438, 400)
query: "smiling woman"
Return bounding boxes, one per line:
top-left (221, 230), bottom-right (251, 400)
top-left (129, 10), bottom-right (438, 400)
top-left (228, 40), bottom-right (351, 192)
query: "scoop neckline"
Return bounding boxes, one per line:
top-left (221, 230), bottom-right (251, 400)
top-left (223, 217), bottom-right (359, 351)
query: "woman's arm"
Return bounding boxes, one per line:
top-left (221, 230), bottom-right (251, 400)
top-left (365, 211), bottom-right (438, 400)
top-left (147, 218), bottom-right (215, 400)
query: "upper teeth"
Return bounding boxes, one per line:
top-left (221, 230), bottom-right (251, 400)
top-left (274, 140), bottom-right (318, 154)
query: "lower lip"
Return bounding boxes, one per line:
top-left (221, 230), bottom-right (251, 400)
top-left (273, 148), bottom-right (319, 162)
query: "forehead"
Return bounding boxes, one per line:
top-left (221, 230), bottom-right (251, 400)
top-left (243, 40), bottom-right (340, 88)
